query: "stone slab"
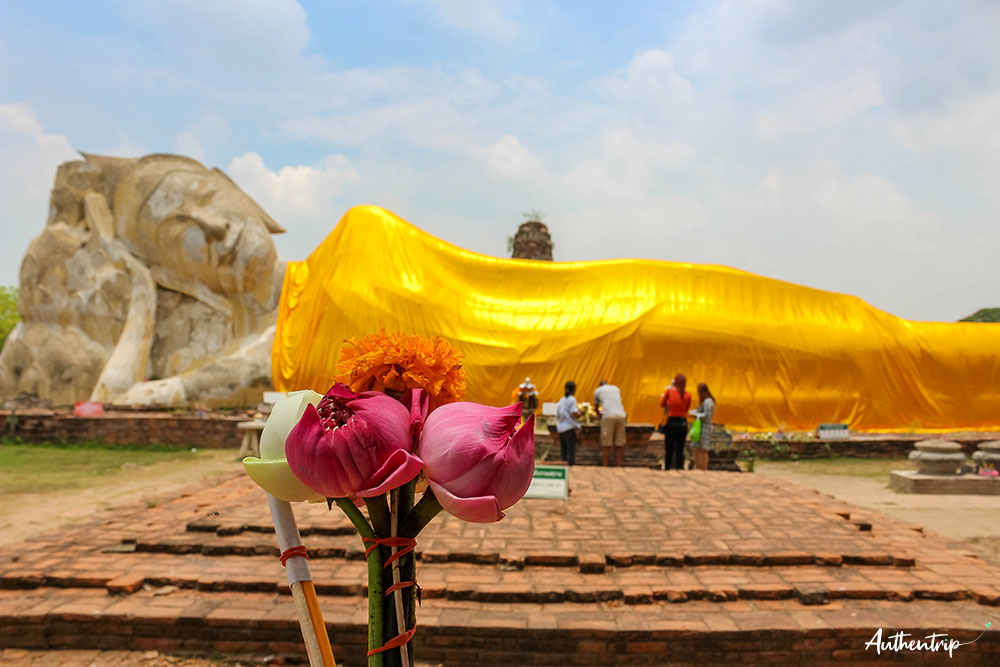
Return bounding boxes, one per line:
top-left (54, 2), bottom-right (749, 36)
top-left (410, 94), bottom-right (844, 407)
top-left (890, 470), bottom-right (1000, 495)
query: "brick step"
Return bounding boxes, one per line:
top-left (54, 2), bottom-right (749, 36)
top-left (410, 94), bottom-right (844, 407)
top-left (186, 517), bottom-right (357, 537)
top-left (2, 588), bottom-right (998, 666)
top-left (125, 534), bottom-right (917, 569)
top-left (3, 556), bottom-right (996, 607)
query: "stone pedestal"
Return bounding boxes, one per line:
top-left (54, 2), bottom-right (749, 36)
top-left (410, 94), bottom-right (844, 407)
top-left (973, 441), bottom-right (1000, 468)
top-left (704, 426), bottom-right (741, 472)
top-left (908, 439), bottom-right (966, 475)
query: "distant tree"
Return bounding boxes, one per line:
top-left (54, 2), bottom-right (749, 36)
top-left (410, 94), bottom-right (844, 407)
top-left (523, 209), bottom-right (545, 222)
top-left (960, 308), bottom-right (1000, 323)
top-left (0, 286), bottom-right (18, 351)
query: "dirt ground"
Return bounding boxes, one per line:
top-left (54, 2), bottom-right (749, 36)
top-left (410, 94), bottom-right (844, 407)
top-left (0, 649), bottom-right (251, 666)
top-left (0, 449), bottom-right (241, 547)
top-left (756, 464), bottom-right (1000, 566)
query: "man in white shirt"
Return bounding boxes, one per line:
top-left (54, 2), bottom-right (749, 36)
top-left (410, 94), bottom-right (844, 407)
top-left (555, 381), bottom-right (581, 465)
top-left (593, 380), bottom-right (627, 466)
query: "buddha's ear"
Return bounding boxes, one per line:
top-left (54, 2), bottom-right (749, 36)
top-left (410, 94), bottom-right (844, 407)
top-left (211, 167), bottom-right (287, 234)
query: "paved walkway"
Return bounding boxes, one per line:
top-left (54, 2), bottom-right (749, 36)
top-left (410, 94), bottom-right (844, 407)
top-left (1, 468), bottom-right (998, 665)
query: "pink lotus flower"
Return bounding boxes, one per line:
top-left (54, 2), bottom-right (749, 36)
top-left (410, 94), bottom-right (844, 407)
top-left (286, 383), bottom-right (424, 500)
top-left (419, 402), bottom-right (535, 523)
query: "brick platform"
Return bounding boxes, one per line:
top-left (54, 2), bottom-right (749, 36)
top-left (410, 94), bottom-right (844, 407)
top-left (1, 469), bottom-right (998, 665)
top-left (744, 434), bottom-right (1000, 460)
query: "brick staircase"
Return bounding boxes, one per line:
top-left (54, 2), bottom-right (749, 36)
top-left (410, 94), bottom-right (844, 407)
top-left (1, 469), bottom-right (998, 665)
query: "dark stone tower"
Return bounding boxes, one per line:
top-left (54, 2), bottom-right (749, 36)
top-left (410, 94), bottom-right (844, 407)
top-left (511, 220), bottom-right (553, 261)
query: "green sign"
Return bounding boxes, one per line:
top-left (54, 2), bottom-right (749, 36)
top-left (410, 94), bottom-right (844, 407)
top-left (524, 464), bottom-right (569, 500)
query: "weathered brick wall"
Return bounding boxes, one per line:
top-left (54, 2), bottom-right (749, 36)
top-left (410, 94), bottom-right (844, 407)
top-left (2, 409), bottom-right (995, 459)
top-left (744, 438), bottom-right (985, 459)
top-left (0, 411), bottom-right (245, 448)
top-left (541, 424), bottom-right (659, 466)
top-left (2, 616), bottom-right (998, 666)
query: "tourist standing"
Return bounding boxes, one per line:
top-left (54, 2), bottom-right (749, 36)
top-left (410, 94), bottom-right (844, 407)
top-left (660, 373), bottom-right (691, 470)
top-left (689, 383), bottom-right (715, 471)
top-left (594, 380), bottom-right (627, 466)
top-left (555, 381), bottom-right (581, 465)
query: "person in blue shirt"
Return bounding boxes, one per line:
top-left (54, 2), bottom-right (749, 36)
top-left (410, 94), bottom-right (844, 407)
top-left (555, 381), bottom-right (581, 465)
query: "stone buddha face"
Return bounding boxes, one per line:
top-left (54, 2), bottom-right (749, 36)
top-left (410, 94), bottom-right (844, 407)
top-left (113, 154), bottom-right (284, 298)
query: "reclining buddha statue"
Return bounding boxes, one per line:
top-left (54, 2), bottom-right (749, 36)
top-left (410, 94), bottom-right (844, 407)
top-left (0, 152), bottom-right (285, 407)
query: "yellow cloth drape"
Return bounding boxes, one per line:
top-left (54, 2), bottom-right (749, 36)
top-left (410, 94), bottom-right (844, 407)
top-left (274, 206), bottom-right (1000, 432)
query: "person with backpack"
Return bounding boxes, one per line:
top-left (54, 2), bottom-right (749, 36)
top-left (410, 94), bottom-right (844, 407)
top-left (660, 373), bottom-right (691, 470)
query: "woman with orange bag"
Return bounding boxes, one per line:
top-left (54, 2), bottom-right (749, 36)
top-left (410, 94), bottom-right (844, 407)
top-left (660, 373), bottom-right (691, 470)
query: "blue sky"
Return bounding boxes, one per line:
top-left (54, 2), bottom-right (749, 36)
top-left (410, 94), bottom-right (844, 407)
top-left (2, 0), bottom-right (999, 321)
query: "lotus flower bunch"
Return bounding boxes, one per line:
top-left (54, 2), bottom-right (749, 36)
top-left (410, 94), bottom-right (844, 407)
top-left (247, 383), bottom-right (535, 523)
top-left (244, 371), bottom-right (535, 667)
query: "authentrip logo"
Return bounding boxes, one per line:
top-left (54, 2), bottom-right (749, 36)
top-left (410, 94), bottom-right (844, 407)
top-left (865, 622), bottom-right (991, 658)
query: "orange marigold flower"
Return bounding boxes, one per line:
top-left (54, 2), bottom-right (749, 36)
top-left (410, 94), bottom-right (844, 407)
top-left (334, 330), bottom-right (466, 409)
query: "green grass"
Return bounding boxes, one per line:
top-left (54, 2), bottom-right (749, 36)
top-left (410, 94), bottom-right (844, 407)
top-left (755, 456), bottom-right (917, 479)
top-left (0, 438), bottom-right (212, 495)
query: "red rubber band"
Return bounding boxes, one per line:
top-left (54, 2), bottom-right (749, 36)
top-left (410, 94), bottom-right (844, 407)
top-left (361, 536), bottom-right (417, 566)
top-left (367, 621), bottom-right (418, 657)
top-left (385, 580), bottom-right (416, 596)
top-left (279, 545), bottom-right (309, 566)
top-left (361, 536), bottom-right (420, 655)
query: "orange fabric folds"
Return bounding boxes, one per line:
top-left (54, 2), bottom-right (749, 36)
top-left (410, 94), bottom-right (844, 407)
top-left (274, 206), bottom-right (1000, 432)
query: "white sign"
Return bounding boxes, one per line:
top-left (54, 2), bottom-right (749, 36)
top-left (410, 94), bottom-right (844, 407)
top-left (263, 391), bottom-right (287, 405)
top-left (817, 423), bottom-right (850, 440)
top-left (541, 402), bottom-right (558, 416)
top-left (524, 464), bottom-right (568, 500)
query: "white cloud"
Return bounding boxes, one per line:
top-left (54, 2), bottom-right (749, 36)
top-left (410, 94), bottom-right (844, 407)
top-left (755, 71), bottom-right (885, 136)
top-left (0, 103), bottom-right (78, 286)
top-left (470, 135), bottom-right (547, 180)
top-left (717, 162), bottom-right (959, 317)
top-left (893, 94), bottom-right (1000, 212)
top-left (603, 128), bottom-right (696, 170)
top-left (0, 103), bottom-right (78, 199)
top-left (119, 0), bottom-right (310, 73)
top-left (603, 49), bottom-right (696, 122)
top-left (104, 132), bottom-right (147, 158)
top-left (175, 131), bottom-right (205, 163)
top-left (277, 66), bottom-right (503, 148)
top-left (6, 1), bottom-right (1000, 322)
top-left (427, 0), bottom-right (519, 39)
top-left (175, 114), bottom-right (231, 164)
top-left (226, 151), bottom-right (359, 220)
top-left (893, 94), bottom-right (1000, 153)
top-left (283, 97), bottom-right (472, 148)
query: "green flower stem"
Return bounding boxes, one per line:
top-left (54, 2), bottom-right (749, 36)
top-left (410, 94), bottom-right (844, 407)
top-left (397, 479), bottom-right (416, 661)
top-left (365, 494), bottom-right (400, 667)
top-left (365, 495), bottom-right (392, 538)
top-left (397, 479), bottom-right (415, 528)
top-left (335, 498), bottom-right (384, 667)
top-left (399, 488), bottom-right (443, 538)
